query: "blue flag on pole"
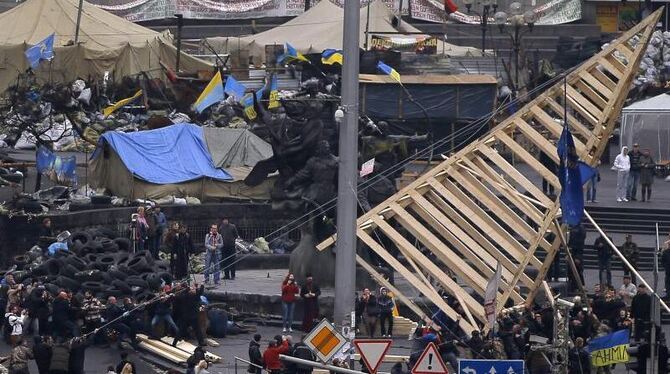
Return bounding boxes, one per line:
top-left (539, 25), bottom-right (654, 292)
top-left (193, 71), bottom-right (224, 113)
top-left (279, 43), bottom-right (309, 63)
top-left (557, 125), bottom-right (591, 226)
top-left (25, 33), bottom-right (55, 69)
top-left (587, 329), bottom-right (630, 367)
top-left (321, 49), bottom-right (343, 65)
top-left (223, 75), bottom-right (246, 101)
top-left (376, 61), bottom-right (401, 83)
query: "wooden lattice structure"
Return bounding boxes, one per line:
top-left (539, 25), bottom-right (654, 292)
top-left (318, 10), bottom-right (663, 334)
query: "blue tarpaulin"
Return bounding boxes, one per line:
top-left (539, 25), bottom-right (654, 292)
top-left (97, 124), bottom-right (232, 184)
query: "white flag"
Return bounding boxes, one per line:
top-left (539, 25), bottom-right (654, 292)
top-left (359, 158), bottom-right (375, 177)
top-left (484, 261), bottom-right (502, 330)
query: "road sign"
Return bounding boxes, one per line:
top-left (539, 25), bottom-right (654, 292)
top-left (353, 339), bottom-right (393, 374)
top-left (458, 359), bottom-right (524, 374)
top-left (303, 318), bottom-right (347, 363)
top-left (411, 343), bottom-right (449, 374)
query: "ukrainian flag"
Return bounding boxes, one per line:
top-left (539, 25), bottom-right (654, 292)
top-left (377, 61), bottom-right (401, 84)
top-left (241, 93), bottom-right (257, 120)
top-left (321, 49), bottom-right (343, 65)
top-left (268, 74), bottom-right (279, 109)
top-left (279, 43), bottom-right (310, 64)
top-left (587, 329), bottom-right (630, 367)
top-left (193, 71), bottom-right (225, 113)
top-left (103, 90), bottom-right (143, 117)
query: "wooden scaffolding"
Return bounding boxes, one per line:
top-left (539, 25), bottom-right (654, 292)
top-left (317, 10), bottom-right (663, 334)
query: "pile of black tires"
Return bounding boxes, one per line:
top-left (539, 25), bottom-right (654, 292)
top-left (9, 228), bottom-right (172, 302)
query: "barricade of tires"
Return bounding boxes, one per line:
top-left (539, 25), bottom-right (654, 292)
top-left (9, 228), bottom-right (172, 300)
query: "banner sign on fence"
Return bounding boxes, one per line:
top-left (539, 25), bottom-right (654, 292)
top-left (370, 35), bottom-right (438, 54)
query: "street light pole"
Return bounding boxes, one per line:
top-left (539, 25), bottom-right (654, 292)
top-left (495, 3), bottom-right (536, 97)
top-left (74, 0), bottom-right (84, 44)
top-left (334, 0), bottom-right (360, 334)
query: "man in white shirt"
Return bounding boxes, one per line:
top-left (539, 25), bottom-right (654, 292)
top-left (618, 275), bottom-right (637, 306)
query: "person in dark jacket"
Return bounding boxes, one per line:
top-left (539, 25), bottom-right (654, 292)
top-left (115, 352), bottom-right (137, 374)
top-left (173, 283), bottom-right (206, 347)
top-left (568, 337), bottom-right (590, 374)
top-left (49, 337), bottom-right (72, 374)
top-left (166, 222), bottom-right (193, 280)
top-left (33, 335), bottom-right (52, 374)
top-left (356, 288), bottom-right (379, 338)
top-left (539, 150), bottom-right (556, 196)
top-left (300, 273), bottom-right (321, 332)
top-left (68, 335), bottom-right (92, 374)
top-left (631, 284), bottom-right (652, 340)
top-left (663, 241), bottom-right (670, 298)
top-left (627, 143), bottom-right (642, 200)
top-left (621, 234), bottom-right (639, 283)
top-left (377, 287), bottom-right (395, 337)
top-left (219, 218), bottom-right (240, 280)
top-left (105, 296), bottom-right (135, 347)
top-left (26, 284), bottom-right (50, 336)
top-left (291, 337), bottom-right (316, 374)
top-left (52, 292), bottom-right (78, 338)
top-left (150, 288), bottom-right (179, 340)
top-left (594, 235), bottom-right (612, 286)
top-left (248, 334), bottom-right (263, 374)
top-left (639, 149), bottom-right (655, 202)
top-left (569, 224), bottom-right (586, 262)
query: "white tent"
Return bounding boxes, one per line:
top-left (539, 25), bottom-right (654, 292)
top-left (621, 92), bottom-right (670, 161)
top-left (204, 0), bottom-right (481, 65)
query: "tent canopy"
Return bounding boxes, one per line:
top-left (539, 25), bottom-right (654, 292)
top-left (97, 124), bottom-right (232, 184)
top-left (0, 0), bottom-right (211, 91)
top-left (203, 127), bottom-right (273, 169)
top-left (620, 93), bottom-right (670, 161)
top-left (204, 0), bottom-right (480, 64)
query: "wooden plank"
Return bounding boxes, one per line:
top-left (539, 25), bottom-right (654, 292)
top-left (614, 44), bottom-right (633, 60)
top-left (408, 190), bottom-right (532, 296)
top-left (563, 88), bottom-right (601, 126)
top-left (373, 210), bottom-right (490, 317)
top-left (526, 235), bottom-right (563, 304)
top-left (566, 85), bottom-right (604, 120)
top-left (574, 80), bottom-right (608, 110)
top-left (159, 337), bottom-right (223, 362)
top-left (544, 97), bottom-right (595, 138)
top-left (477, 146), bottom-right (552, 207)
top-left (494, 131), bottom-right (560, 188)
top-left (137, 342), bottom-right (187, 364)
top-left (579, 71), bottom-right (613, 99)
top-left (528, 106), bottom-right (588, 157)
top-left (358, 229), bottom-right (478, 333)
top-left (589, 67), bottom-right (617, 91)
top-left (598, 59), bottom-right (623, 80)
top-left (606, 54), bottom-right (628, 73)
top-left (513, 118), bottom-right (559, 164)
top-left (428, 177), bottom-right (544, 269)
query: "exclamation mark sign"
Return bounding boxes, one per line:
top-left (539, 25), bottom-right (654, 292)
top-left (427, 353), bottom-right (433, 370)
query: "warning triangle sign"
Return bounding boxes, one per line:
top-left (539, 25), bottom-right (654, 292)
top-left (411, 343), bottom-right (449, 374)
top-left (353, 339), bottom-right (393, 374)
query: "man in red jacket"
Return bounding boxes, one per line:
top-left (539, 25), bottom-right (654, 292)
top-left (281, 273), bottom-right (300, 332)
top-left (263, 337), bottom-right (290, 374)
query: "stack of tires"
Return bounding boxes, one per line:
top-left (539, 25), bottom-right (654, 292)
top-left (8, 228), bottom-right (173, 301)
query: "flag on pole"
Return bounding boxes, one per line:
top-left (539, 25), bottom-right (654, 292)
top-left (557, 124), bottom-right (589, 226)
top-left (279, 43), bottom-right (310, 63)
top-left (444, 0), bottom-right (458, 14)
top-left (483, 261), bottom-right (502, 330)
top-left (224, 75), bottom-right (247, 101)
top-left (193, 71), bottom-right (225, 113)
top-left (25, 33), bottom-right (55, 69)
top-left (321, 49), bottom-right (343, 65)
top-left (241, 93), bottom-right (257, 120)
top-left (268, 74), bottom-right (280, 109)
top-left (376, 61), bottom-right (401, 83)
top-left (103, 90), bottom-right (143, 117)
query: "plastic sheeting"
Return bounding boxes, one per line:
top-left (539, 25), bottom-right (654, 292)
top-left (97, 124), bottom-right (232, 184)
top-left (621, 93), bottom-right (670, 161)
top-left (203, 127), bottom-right (273, 169)
top-left (360, 82), bottom-right (497, 121)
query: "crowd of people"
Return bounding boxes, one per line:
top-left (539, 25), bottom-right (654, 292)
top-left (612, 143), bottom-right (656, 203)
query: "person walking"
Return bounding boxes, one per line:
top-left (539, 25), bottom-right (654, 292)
top-left (586, 161), bottom-right (600, 203)
top-left (613, 146), bottom-right (630, 202)
top-left (219, 218), bottom-right (240, 280)
top-left (594, 235), bottom-right (612, 287)
top-left (281, 274), bottom-right (299, 333)
top-left (204, 224), bottom-right (223, 286)
top-left (377, 287), bottom-right (395, 337)
top-left (639, 149), bottom-right (655, 202)
top-left (166, 223), bottom-right (193, 280)
top-left (627, 143), bottom-right (642, 201)
top-left (621, 234), bottom-right (639, 284)
top-left (300, 273), bottom-right (320, 332)
top-left (248, 334), bottom-right (263, 374)
top-left (173, 283), bottom-right (206, 347)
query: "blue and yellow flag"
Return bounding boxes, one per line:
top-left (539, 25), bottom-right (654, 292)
top-left (224, 75), bottom-right (246, 101)
top-left (268, 74), bottom-right (279, 109)
top-left (240, 93), bottom-right (257, 120)
top-left (194, 71), bottom-right (224, 113)
top-left (279, 43), bottom-right (310, 64)
top-left (103, 90), bottom-right (143, 117)
top-left (377, 61), bottom-right (401, 83)
top-left (321, 49), bottom-right (343, 65)
top-left (587, 329), bottom-right (629, 367)
top-left (25, 33), bottom-right (55, 69)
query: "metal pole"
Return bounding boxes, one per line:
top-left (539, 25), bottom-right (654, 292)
top-left (364, 3), bottom-right (371, 50)
top-left (552, 220), bottom-right (589, 304)
top-left (74, 0), bottom-right (84, 44)
top-left (514, 25), bottom-right (520, 97)
top-left (397, 0), bottom-right (404, 28)
top-left (334, 0), bottom-right (360, 336)
top-left (481, 6), bottom-right (488, 53)
top-left (651, 223), bottom-right (661, 374)
top-left (279, 355), bottom-right (366, 374)
top-left (174, 14), bottom-right (184, 73)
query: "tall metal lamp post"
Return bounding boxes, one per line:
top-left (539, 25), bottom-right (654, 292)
top-left (461, 0), bottom-right (497, 53)
top-left (494, 2), bottom-right (537, 97)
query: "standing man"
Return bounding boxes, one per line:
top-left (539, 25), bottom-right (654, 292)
top-left (618, 275), bottom-right (637, 307)
top-left (621, 234), bottom-right (639, 284)
top-left (248, 334), bottom-right (263, 374)
top-left (627, 143), bottom-right (642, 201)
top-left (356, 288), bottom-right (379, 338)
top-left (614, 146), bottom-right (630, 202)
top-left (631, 284), bottom-right (651, 340)
top-left (204, 224), bottom-right (223, 286)
top-left (569, 224), bottom-right (587, 262)
top-left (586, 160), bottom-right (600, 203)
top-left (219, 217), bottom-right (240, 280)
top-left (639, 149), bottom-right (655, 202)
top-left (300, 273), bottom-right (321, 332)
top-left (661, 238), bottom-right (670, 298)
top-left (594, 234), bottom-right (612, 287)
top-left (154, 206), bottom-right (168, 254)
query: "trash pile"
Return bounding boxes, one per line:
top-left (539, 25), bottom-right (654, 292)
top-left (12, 228), bottom-right (171, 302)
top-left (607, 30), bottom-right (670, 90)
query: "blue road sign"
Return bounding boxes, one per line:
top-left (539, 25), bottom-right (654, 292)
top-left (458, 359), bottom-right (525, 374)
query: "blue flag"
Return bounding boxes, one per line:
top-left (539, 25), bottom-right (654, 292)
top-left (193, 71), bottom-right (224, 113)
top-left (36, 146), bottom-right (77, 186)
top-left (224, 75), bottom-right (246, 101)
top-left (25, 33), bottom-right (55, 69)
top-left (557, 125), bottom-right (589, 226)
top-left (587, 329), bottom-right (629, 367)
top-left (376, 61), bottom-right (401, 83)
top-left (279, 43), bottom-right (309, 63)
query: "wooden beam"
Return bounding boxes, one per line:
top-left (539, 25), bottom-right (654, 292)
top-left (589, 67), bottom-right (617, 92)
top-left (526, 106), bottom-right (588, 158)
top-left (513, 118), bottom-right (559, 164)
top-left (579, 71), bottom-right (614, 99)
top-left (544, 97), bottom-right (595, 139)
top-left (494, 131), bottom-right (560, 188)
